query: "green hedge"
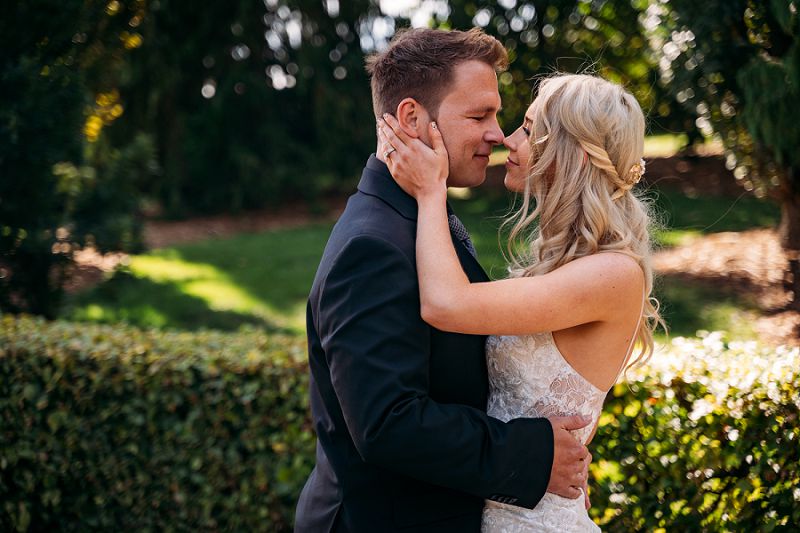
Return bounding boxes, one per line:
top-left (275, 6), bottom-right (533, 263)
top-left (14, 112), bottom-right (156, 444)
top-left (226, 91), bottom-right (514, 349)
top-left (2, 316), bottom-right (799, 531)
top-left (590, 333), bottom-right (800, 531)
top-left (0, 315), bottom-right (314, 532)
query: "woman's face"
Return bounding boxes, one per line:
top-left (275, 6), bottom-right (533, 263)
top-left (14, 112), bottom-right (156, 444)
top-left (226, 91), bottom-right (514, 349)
top-left (502, 102), bottom-right (535, 193)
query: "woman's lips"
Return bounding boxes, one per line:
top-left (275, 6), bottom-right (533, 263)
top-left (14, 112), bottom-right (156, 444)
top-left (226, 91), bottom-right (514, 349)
top-left (505, 158), bottom-right (519, 167)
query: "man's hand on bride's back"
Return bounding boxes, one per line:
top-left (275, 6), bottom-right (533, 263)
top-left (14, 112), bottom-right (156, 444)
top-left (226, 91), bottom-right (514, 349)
top-left (545, 415), bottom-right (591, 500)
top-left (378, 114), bottom-right (449, 200)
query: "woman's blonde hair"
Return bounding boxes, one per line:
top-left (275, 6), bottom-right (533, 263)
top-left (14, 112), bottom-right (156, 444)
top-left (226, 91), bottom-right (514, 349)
top-left (503, 73), bottom-right (664, 370)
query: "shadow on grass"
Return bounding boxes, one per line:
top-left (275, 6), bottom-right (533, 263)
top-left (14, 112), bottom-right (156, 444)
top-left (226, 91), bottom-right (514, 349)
top-left (64, 224), bottom-right (334, 333)
top-left (161, 224), bottom-right (331, 317)
top-left (65, 270), bottom-right (291, 333)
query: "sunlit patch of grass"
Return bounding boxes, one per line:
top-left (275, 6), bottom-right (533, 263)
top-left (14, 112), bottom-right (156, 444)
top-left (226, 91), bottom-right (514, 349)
top-left (653, 229), bottom-right (702, 248)
top-left (65, 225), bottom-right (333, 333)
top-left (71, 299), bottom-right (170, 328)
top-left (447, 187), bottom-right (473, 200)
top-left (489, 147), bottom-right (509, 166)
top-left (643, 133), bottom-right (689, 157)
top-left (128, 254), bottom-right (221, 282)
top-left (181, 279), bottom-right (263, 311)
top-left (124, 253), bottom-right (265, 313)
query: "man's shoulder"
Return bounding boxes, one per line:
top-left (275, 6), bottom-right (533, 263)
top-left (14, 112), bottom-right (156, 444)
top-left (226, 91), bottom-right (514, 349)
top-left (309, 191), bottom-right (417, 292)
top-left (330, 191), bottom-right (416, 252)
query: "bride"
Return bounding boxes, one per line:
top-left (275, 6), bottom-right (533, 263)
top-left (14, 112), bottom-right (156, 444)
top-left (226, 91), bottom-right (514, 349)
top-left (378, 73), bottom-right (663, 531)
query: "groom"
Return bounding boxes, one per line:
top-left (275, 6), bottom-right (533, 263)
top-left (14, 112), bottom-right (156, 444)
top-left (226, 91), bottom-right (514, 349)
top-left (295, 28), bottom-right (590, 532)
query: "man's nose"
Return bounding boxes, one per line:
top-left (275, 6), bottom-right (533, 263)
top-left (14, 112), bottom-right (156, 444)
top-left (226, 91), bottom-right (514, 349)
top-left (485, 119), bottom-right (505, 145)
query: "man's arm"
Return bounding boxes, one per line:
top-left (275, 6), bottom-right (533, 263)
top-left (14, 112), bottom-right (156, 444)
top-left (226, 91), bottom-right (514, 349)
top-left (317, 233), bottom-right (554, 508)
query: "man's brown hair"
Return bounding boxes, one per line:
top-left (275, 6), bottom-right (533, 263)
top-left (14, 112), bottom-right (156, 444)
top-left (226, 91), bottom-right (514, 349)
top-left (365, 28), bottom-right (508, 119)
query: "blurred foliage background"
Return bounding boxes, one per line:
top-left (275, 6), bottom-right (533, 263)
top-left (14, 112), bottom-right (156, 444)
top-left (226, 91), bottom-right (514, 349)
top-left (2, 0), bottom-right (798, 317)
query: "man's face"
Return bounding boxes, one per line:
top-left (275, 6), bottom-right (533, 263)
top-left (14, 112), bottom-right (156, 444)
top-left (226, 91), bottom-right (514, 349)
top-left (433, 60), bottom-right (504, 188)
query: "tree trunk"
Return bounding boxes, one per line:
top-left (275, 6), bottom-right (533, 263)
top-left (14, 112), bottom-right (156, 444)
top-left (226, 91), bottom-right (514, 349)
top-left (778, 167), bottom-right (800, 310)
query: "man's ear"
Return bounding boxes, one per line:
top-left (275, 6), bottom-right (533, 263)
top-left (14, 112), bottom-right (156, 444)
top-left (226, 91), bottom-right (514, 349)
top-left (394, 98), bottom-right (431, 139)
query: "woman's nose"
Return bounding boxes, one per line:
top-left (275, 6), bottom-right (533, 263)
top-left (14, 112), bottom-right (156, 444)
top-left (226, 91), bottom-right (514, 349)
top-left (503, 130), bottom-right (519, 151)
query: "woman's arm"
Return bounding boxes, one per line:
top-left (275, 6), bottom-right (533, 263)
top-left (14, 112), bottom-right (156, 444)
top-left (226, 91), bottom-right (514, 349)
top-left (378, 116), bottom-right (642, 336)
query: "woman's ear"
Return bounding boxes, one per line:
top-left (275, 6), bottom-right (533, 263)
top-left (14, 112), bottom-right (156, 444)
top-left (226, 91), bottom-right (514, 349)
top-left (394, 98), bottom-right (431, 139)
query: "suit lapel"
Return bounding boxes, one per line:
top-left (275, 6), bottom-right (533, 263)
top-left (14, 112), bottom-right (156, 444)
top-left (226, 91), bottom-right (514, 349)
top-left (451, 235), bottom-right (490, 283)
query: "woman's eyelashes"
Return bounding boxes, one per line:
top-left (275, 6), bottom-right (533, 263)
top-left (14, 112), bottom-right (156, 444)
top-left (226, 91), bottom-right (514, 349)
top-left (521, 125), bottom-right (531, 137)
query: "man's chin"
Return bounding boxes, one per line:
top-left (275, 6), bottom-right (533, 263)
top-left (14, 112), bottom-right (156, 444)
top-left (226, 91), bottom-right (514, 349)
top-left (446, 161), bottom-right (493, 188)
top-left (447, 173), bottom-right (487, 189)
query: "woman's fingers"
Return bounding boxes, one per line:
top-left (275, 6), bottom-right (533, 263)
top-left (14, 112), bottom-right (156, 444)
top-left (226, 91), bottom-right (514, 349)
top-left (376, 128), bottom-right (392, 156)
top-left (378, 120), bottom-right (406, 158)
top-left (377, 119), bottom-right (404, 148)
top-left (381, 113), bottom-right (415, 146)
top-left (429, 121), bottom-right (446, 155)
top-left (376, 124), bottom-right (390, 147)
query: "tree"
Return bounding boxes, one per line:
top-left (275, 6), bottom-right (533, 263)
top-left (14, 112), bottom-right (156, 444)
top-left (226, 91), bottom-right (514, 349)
top-left (434, 0), bottom-right (690, 134)
top-left (114, 0), bottom-right (377, 216)
top-left (111, 0), bottom-right (681, 216)
top-left (0, 0), bottom-right (150, 316)
top-left (650, 0), bottom-right (800, 308)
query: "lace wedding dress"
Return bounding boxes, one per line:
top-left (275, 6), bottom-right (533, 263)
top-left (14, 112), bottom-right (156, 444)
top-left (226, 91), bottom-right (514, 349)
top-left (481, 332), bottom-right (605, 532)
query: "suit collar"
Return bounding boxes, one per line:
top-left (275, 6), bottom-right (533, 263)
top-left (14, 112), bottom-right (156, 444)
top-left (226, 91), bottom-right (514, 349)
top-left (356, 155), bottom-right (463, 222)
top-left (357, 154), bottom-right (490, 282)
top-left (357, 154), bottom-right (418, 220)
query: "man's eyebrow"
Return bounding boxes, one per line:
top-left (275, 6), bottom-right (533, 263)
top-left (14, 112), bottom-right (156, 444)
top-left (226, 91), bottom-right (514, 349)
top-left (466, 105), bottom-right (503, 114)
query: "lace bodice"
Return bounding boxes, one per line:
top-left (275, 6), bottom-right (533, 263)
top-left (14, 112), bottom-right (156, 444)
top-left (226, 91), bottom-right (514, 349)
top-left (485, 332), bottom-right (606, 438)
top-left (482, 332), bottom-right (605, 532)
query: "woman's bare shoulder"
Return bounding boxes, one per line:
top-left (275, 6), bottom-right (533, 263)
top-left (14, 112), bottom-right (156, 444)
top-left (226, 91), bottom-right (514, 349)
top-left (558, 252), bottom-right (643, 287)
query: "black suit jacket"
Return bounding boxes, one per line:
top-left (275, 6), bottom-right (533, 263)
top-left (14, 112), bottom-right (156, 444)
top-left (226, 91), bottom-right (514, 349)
top-left (294, 156), bottom-right (554, 532)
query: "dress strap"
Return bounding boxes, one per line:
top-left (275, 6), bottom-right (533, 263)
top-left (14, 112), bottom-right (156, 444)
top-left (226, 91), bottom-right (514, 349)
top-left (610, 288), bottom-right (646, 385)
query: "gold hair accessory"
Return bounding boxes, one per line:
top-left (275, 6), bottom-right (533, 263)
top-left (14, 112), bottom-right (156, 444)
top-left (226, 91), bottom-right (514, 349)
top-left (611, 159), bottom-right (646, 200)
top-left (628, 159), bottom-right (646, 184)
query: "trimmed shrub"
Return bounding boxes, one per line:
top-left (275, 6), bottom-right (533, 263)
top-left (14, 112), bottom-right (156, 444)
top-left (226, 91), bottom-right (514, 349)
top-left (0, 315), bottom-right (314, 532)
top-left (2, 316), bottom-right (798, 531)
top-left (591, 333), bottom-right (800, 531)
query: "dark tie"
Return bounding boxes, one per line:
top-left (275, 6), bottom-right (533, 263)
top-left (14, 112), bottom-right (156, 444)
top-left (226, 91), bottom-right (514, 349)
top-left (448, 214), bottom-right (478, 259)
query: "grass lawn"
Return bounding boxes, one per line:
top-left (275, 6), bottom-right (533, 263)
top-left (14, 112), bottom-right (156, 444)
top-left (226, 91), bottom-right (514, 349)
top-left (64, 177), bottom-right (780, 340)
top-left (65, 225), bottom-right (333, 334)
